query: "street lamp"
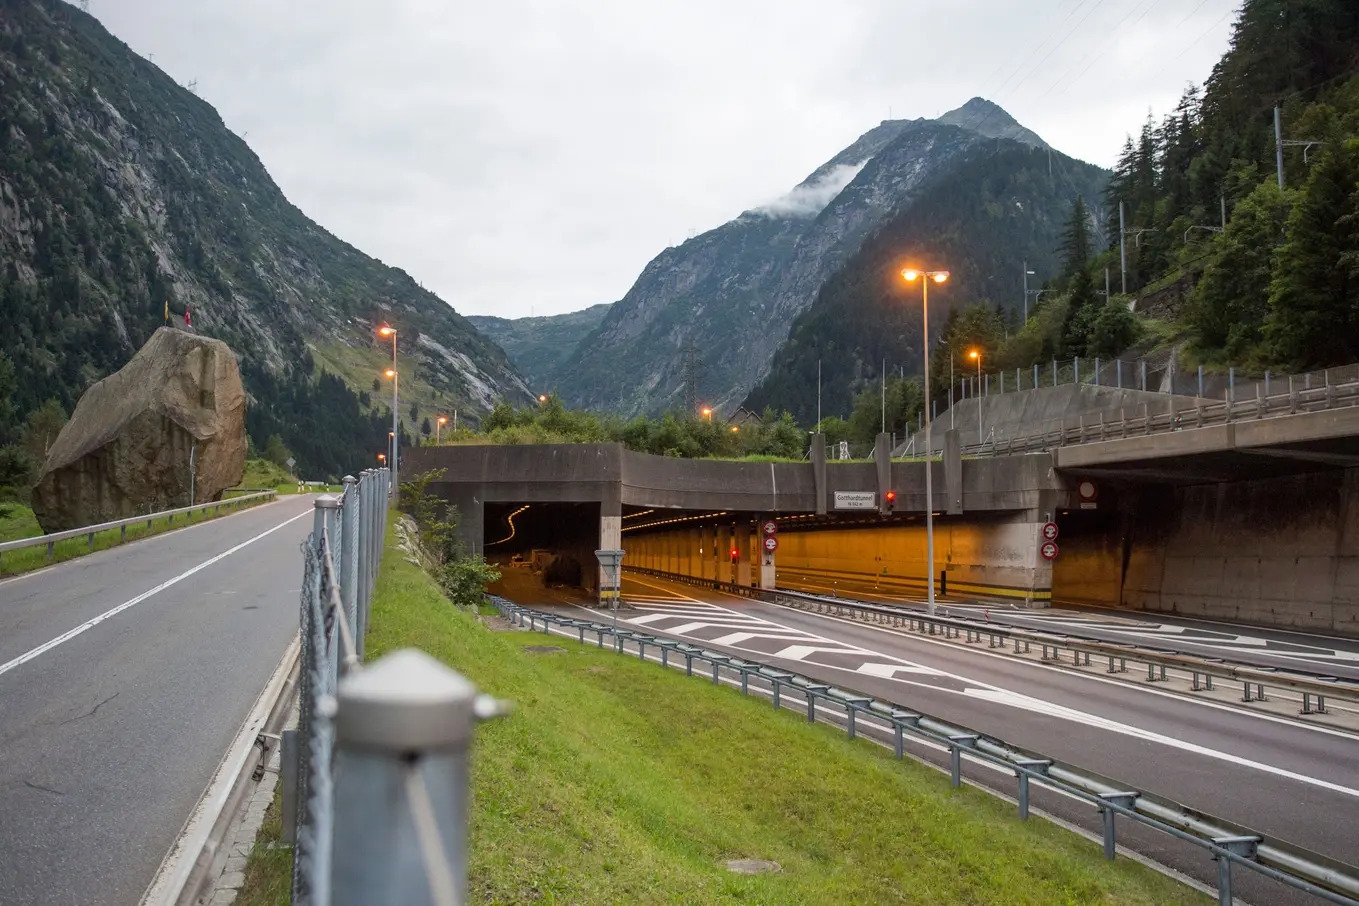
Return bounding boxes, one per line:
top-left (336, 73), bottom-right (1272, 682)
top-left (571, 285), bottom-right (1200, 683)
top-left (538, 394), bottom-right (547, 403)
top-left (378, 326), bottom-right (399, 500)
top-left (436, 415), bottom-right (448, 444)
top-left (901, 267), bottom-right (948, 615)
top-left (701, 407), bottom-right (713, 421)
top-left (1023, 263), bottom-right (1036, 321)
top-left (969, 349), bottom-right (983, 443)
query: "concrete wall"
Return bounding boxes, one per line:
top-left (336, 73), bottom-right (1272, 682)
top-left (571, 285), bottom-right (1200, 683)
top-left (904, 383), bottom-right (1189, 453)
top-left (1046, 471), bottom-right (1359, 634)
top-left (1119, 471), bottom-right (1359, 634)
top-left (627, 516), bottom-right (1054, 604)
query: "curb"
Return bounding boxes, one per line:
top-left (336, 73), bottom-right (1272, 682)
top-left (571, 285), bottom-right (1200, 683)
top-left (139, 634), bottom-right (301, 906)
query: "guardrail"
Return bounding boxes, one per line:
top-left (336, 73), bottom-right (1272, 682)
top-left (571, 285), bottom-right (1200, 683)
top-left (0, 491), bottom-right (277, 568)
top-left (627, 567), bottom-right (1359, 717)
top-left (495, 596), bottom-right (1359, 906)
top-left (956, 373), bottom-right (1359, 458)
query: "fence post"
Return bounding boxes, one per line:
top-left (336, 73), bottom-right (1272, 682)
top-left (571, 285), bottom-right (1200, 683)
top-left (1033, 363), bottom-right (1038, 390)
top-left (1116, 359), bottom-right (1122, 389)
top-left (1141, 359), bottom-right (1147, 391)
top-left (341, 476), bottom-right (361, 657)
top-left (1051, 359), bottom-right (1057, 387)
top-left (1094, 357), bottom-right (1100, 386)
top-left (331, 649), bottom-right (496, 906)
top-left (1074, 357), bottom-right (1080, 384)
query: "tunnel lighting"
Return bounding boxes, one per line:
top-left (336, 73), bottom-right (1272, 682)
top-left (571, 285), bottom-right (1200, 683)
top-left (620, 510), bottom-right (729, 533)
top-left (487, 505), bottom-right (530, 546)
top-left (622, 509), bottom-right (657, 521)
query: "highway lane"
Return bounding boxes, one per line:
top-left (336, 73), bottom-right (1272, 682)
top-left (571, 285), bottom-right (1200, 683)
top-left (776, 569), bottom-right (1359, 679)
top-left (513, 573), bottom-right (1359, 904)
top-left (0, 495), bottom-right (315, 906)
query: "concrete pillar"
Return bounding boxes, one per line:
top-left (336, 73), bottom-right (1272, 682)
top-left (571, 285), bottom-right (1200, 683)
top-left (735, 523), bottom-right (752, 587)
top-left (599, 508), bottom-right (621, 592)
top-left (812, 433), bottom-right (828, 515)
top-left (716, 525), bottom-right (732, 584)
top-left (759, 517), bottom-right (776, 590)
top-left (700, 525), bottom-right (715, 581)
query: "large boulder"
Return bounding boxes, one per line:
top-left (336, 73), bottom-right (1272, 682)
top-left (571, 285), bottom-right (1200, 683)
top-left (31, 328), bottom-right (248, 532)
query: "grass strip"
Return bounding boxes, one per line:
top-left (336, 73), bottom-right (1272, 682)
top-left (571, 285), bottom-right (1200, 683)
top-left (0, 495), bottom-right (273, 578)
top-left (236, 516), bottom-right (1207, 906)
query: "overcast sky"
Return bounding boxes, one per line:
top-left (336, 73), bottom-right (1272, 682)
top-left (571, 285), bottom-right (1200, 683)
top-left (91, 0), bottom-right (1240, 320)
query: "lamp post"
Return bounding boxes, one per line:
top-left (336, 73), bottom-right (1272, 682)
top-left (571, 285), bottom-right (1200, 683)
top-left (378, 326), bottom-right (399, 499)
top-left (969, 349), bottom-right (983, 443)
top-left (701, 407), bottom-right (712, 421)
top-left (1023, 263), bottom-right (1036, 321)
top-left (387, 430), bottom-right (395, 475)
top-left (436, 415), bottom-right (448, 444)
top-left (901, 268), bottom-right (949, 615)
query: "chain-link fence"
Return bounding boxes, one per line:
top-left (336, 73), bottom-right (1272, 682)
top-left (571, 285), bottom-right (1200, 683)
top-left (283, 469), bottom-right (506, 906)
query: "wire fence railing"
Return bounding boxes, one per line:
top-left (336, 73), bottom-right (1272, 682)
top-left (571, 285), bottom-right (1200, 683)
top-left (282, 469), bottom-right (507, 906)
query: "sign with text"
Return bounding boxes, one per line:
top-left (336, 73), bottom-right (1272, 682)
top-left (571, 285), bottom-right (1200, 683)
top-left (833, 491), bottom-right (877, 510)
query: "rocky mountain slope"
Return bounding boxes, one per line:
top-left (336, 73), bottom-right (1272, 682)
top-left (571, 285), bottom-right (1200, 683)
top-left (0, 0), bottom-right (530, 476)
top-left (744, 142), bottom-right (1110, 423)
top-left (553, 98), bottom-right (1094, 417)
top-left (468, 303), bottom-right (610, 392)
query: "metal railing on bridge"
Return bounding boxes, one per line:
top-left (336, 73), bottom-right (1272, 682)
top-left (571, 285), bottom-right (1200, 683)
top-left (957, 368), bottom-right (1359, 458)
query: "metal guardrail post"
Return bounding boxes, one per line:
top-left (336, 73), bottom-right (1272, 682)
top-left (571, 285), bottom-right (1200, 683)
top-left (331, 649), bottom-right (494, 906)
top-left (1214, 836), bottom-right (1262, 906)
top-left (1098, 792), bottom-right (1140, 859)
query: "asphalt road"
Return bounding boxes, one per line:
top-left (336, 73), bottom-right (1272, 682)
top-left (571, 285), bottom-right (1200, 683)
top-left (0, 495), bottom-right (315, 906)
top-left (777, 569), bottom-right (1359, 679)
top-left (513, 572), bottom-right (1359, 906)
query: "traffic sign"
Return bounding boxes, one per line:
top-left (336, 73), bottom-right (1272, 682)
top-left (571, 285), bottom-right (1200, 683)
top-left (1040, 540), bottom-right (1059, 561)
top-left (285, 457), bottom-right (296, 470)
top-left (762, 520), bottom-right (778, 535)
top-left (1041, 522), bottom-right (1059, 542)
top-left (1077, 480), bottom-right (1097, 501)
top-left (763, 535), bottom-right (779, 553)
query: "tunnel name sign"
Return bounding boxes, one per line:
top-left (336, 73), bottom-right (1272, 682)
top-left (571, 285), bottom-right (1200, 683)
top-left (833, 491), bottom-right (877, 510)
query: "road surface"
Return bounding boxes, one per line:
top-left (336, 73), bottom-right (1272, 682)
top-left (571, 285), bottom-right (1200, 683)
top-left (508, 571), bottom-right (1359, 906)
top-left (0, 496), bottom-right (314, 906)
top-left (776, 568), bottom-right (1359, 679)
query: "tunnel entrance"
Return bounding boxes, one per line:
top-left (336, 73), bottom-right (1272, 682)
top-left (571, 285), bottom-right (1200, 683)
top-left (483, 502), bottom-right (601, 592)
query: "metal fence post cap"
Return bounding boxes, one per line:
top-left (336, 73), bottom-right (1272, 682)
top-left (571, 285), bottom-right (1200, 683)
top-left (335, 648), bottom-right (479, 752)
top-left (342, 475), bottom-right (357, 485)
top-left (315, 494), bottom-right (342, 509)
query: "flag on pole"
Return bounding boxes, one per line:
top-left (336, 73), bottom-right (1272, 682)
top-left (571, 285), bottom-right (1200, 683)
top-left (184, 306), bottom-right (191, 327)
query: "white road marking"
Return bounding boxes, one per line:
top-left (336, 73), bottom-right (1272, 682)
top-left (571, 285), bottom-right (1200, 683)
top-left (0, 511), bottom-right (311, 679)
top-left (708, 631), bottom-right (820, 646)
top-left (771, 644), bottom-right (863, 660)
top-left (857, 662), bottom-right (943, 678)
top-left (613, 577), bottom-right (1359, 788)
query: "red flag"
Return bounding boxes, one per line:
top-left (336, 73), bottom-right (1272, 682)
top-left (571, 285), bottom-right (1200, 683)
top-left (184, 306), bottom-right (191, 326)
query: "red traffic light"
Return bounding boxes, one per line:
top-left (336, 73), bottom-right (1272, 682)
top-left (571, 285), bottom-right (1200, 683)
top-left (885, 490), bottom-right (897, 511)
top-left (885, 491), bottom-right (896, 502)
top-left (729, 548), bottom-right (739, 562)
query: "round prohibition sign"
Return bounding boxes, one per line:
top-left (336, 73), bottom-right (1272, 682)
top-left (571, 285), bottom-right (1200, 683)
top-left (762, 520), bottom-right (778, 535)
top-left (763, 535), bottom-right (779, 553)
top-left (1041, 521), bottom-right (1059, 542)
top-left (1040, 540), bottom-right (1059, 561)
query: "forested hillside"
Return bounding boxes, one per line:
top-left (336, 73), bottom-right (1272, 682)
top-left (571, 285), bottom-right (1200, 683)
top-left (0, 0), bottom-right (530, 481)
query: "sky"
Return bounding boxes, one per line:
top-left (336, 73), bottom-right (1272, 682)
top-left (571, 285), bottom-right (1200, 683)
top-left (90, 0), bottom-right (1241, 320)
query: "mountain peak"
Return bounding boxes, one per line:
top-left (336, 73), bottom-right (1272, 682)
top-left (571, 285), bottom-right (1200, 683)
top-left (936, 97), bottom-right (1048, 150)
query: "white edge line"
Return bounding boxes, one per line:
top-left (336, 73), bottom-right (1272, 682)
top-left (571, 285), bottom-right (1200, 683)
top-left (139, 633), bottom-right (301, 906)
top-left (0, 510), bottom-right (311, 678)
top-left (529, 615), bottom-right (1238, 905)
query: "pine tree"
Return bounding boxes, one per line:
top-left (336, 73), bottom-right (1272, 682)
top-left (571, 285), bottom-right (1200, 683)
top-left (1059, 198), bottom-right (1099, 355)
top-left (1264, 140), bottom-right (1359, 367)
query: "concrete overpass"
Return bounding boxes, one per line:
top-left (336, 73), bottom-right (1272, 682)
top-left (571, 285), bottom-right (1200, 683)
top-left (404, 437), bottom-right (1074, 605)
top-left (405, 381), bottom-right (1359, 635)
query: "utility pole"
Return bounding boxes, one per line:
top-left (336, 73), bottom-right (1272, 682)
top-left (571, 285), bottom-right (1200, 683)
top-left (1119, 201), bottom-right (1127, 295)
top-left (1275, 107), bottom-right (1285, 188)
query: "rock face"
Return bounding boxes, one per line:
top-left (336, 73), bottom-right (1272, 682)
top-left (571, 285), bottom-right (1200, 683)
top-left (31, 328), bottom-right (248, 533)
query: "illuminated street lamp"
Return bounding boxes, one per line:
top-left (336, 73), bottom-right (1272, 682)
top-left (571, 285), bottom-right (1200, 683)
top-left (969, 349), bottom-right (983, 443)
top-left (378, 326), bottom-right (399, 500)
top-left (730, 425), bottom-right (740, 433)
top-left (901, 267), bottom-right (949, 615)
top-left (701, 407), bottom-right (713, 421)
top-left (436, 415), bottom-right (448, 444)
top-left (538, 394), bottom-right (548, 403)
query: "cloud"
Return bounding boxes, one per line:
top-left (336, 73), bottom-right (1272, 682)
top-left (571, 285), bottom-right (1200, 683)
top-left (88, 0), bottom-right (1241, 319)
top-left (755, 162), bottom-right (868, 218)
